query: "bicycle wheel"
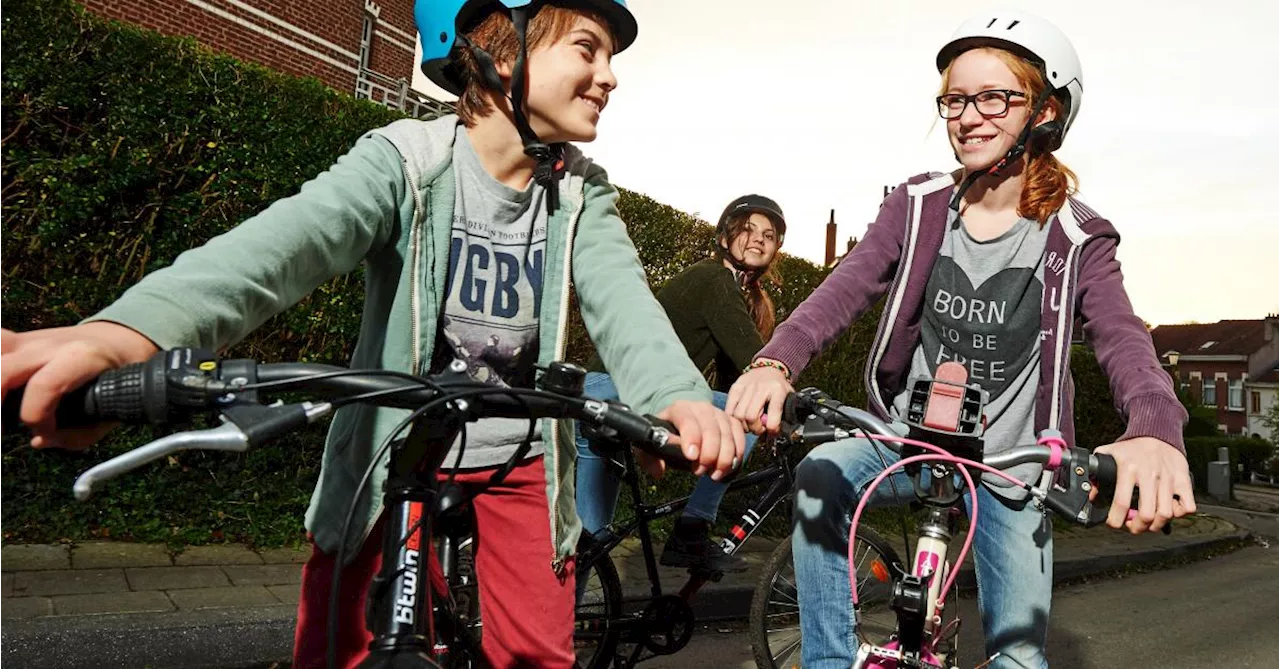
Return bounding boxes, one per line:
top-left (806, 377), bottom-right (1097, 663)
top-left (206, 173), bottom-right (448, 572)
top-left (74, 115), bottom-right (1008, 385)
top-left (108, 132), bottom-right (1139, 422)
top-left (574, 535), bottom-right (622, 669)
top-left (749, 527), bottom-right (902, 669)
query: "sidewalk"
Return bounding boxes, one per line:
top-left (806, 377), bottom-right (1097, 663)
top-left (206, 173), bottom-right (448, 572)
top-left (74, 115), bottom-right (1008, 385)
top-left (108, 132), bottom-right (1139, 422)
top-left (0, 512), bottom-right (1251, 669)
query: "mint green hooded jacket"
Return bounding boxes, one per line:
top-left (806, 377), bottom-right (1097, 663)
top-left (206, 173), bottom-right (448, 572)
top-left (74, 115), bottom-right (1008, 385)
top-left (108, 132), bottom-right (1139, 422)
top-left (90, 115), bottom-right (711, 570)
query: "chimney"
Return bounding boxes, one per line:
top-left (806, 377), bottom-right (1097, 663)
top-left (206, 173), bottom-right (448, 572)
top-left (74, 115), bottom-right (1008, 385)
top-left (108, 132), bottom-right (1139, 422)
top-left (883, 185), bottom-right (892, 200)
top-left (846, 236), bottom-right (857, 254)
top-left (824, 209), bottom-right (836, 267)
top-left (1266, 313), bottom-right (1278, 342)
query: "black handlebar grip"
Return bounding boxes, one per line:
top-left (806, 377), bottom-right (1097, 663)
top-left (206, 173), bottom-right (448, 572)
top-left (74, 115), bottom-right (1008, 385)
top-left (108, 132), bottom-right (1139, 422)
top-left (0, 362), bottom-right (161, 435)
top-left (2, 382), bottom-right (101, 432)
top-left (640, 415), bottom-right (696, 471)
top-left (781, 393), bottom-right (802, 425)
top-left (1091, 453), bottom-right (1117, 491)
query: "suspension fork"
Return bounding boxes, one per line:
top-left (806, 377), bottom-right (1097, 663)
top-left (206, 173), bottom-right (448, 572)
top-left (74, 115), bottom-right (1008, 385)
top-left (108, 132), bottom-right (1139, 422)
top-left (364, 414), bottom-right (463, 662)
top-left (893, 467), bottom-right (960, 660)
top-left (913, 504), bottom-right (956, 632)
top-left (367, 480), bottom-right (437, 656)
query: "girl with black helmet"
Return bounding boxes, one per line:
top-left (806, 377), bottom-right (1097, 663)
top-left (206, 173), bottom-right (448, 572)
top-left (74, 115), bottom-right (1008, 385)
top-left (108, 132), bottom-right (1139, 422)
top-left (576, 194), bottom-right (786, 573)
top-left (727, 11), bottom-right (1194, 667)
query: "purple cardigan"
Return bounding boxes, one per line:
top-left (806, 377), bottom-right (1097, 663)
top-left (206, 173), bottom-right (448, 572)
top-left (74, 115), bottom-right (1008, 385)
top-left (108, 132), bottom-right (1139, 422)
top-left (759, 172), bottom-right (1187, 452)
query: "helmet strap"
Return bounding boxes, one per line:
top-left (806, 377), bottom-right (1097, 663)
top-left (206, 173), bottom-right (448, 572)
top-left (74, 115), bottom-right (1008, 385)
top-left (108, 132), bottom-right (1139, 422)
top-left (458, 6), bottom-right (564, 214)
top-left (949, 79), bottom-right (1054, 212)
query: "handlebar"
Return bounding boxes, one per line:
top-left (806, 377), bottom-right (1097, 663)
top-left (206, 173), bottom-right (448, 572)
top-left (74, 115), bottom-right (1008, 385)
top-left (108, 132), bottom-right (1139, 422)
top-left (4, 349), bottom-right (706, 499)
top-left (778, 387), bottom-right (1124, 528)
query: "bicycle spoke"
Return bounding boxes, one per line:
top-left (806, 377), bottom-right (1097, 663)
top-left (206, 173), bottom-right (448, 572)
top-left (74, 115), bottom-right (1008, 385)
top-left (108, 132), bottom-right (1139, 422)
top-left (770, 634), bottom-right (802, 664)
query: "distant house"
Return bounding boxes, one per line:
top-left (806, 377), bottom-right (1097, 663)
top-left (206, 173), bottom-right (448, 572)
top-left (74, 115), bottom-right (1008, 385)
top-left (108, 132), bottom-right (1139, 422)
top-left (1150, 315), bottom-right (1279, 436)
top-left (1246, 363), bottom-right (1278, 442)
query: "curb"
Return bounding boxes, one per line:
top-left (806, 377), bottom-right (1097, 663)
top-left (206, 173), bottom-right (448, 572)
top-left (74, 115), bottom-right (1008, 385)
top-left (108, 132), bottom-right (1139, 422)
top-left (0, 528), bottom-right (1253, 669)
top-left (1047, 529), bottom-right (1253, 585)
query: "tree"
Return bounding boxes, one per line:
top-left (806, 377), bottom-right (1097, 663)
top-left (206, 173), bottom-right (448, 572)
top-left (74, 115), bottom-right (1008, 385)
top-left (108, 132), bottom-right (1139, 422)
top-left (1259, 401), bottom-right (1279, 479)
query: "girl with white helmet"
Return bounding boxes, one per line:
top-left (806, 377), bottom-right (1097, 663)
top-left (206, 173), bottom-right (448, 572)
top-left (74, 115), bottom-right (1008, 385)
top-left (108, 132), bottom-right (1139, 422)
top-left (727, 11), bottom-right (1194, 667)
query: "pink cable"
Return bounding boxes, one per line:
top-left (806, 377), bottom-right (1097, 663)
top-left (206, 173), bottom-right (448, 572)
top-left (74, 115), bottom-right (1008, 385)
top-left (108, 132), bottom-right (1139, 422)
top-left (847, 433), bottom-right (1030, 611)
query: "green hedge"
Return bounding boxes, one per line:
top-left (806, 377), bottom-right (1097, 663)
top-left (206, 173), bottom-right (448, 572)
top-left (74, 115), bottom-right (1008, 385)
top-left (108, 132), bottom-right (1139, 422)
top-left (2, 0), bottom-right (1125, 548)
top-left (1184, 436), bottom-right (1275, 491)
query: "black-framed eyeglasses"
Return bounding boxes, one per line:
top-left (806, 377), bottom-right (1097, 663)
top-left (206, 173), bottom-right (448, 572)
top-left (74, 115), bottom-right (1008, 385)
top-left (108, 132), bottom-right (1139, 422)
top-left (936, 89), bottom-right (1027, 120)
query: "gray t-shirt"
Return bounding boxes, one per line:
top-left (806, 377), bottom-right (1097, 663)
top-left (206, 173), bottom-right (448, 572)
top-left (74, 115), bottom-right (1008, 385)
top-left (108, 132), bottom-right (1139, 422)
top-left (430, 125), bottom-right (548, 468)
top-left (892, 208), bottom-right (1049, 496)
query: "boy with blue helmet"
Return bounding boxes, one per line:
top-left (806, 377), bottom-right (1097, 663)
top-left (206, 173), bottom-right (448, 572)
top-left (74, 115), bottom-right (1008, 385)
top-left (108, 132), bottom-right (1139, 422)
top-left (0, 1), bottom-right (743, 666)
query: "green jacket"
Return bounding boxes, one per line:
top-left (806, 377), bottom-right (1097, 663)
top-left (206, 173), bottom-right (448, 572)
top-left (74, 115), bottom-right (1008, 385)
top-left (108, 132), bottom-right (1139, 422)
top-left (590, 259), bottom-right (765, 391)
top-left (91, 115), bottom-right (712, 568)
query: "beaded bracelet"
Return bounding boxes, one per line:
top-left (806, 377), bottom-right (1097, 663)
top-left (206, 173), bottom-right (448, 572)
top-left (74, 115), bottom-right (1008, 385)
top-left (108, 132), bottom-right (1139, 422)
top-left (745, 358), bottom-right (791, 380)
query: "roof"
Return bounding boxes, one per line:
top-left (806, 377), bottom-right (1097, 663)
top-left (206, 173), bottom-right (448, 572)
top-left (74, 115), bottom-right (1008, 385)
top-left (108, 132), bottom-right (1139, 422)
top-left (1150, 319), bottom-right (1274, 358)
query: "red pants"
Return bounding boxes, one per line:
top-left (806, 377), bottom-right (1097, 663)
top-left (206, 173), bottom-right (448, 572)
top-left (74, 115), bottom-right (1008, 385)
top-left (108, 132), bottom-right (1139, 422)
top-left (292, 456), bottom-right (577, 668)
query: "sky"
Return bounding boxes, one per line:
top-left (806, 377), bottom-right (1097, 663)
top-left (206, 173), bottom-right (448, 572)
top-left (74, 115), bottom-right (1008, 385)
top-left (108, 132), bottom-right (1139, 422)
top-left (413, 0), bottom-right (1280, 327)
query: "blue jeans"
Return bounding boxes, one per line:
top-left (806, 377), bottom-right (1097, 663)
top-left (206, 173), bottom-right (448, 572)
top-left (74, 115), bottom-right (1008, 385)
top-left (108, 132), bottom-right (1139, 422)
top-left (574, 371), bottom-right (758, 536)
top-left (792, 437), bottom-right (1053, 669)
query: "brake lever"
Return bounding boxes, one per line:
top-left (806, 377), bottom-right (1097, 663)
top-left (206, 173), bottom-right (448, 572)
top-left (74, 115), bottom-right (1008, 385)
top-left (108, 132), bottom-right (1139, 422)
top-left (1040, 451), bottom-right (1172, 535)
top-left (72, 421), bottom-right (250, 501)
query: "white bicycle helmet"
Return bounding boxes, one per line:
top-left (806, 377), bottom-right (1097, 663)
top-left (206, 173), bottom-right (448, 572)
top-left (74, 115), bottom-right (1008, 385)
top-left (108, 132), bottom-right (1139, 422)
top-left (936, 10), bottom-right (1083, 147)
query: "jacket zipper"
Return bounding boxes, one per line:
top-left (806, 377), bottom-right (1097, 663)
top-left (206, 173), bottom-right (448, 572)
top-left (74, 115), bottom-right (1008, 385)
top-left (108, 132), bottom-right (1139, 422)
top-left (405, 159), bottom-right (427, 373)
top-left (354, 158), bottom-right (427, 556)
top-left (549, 187), bottom-right (587, 575)
top-left (1048, 242), bottom-right (1081, 429)
top-left (866, 188), bottom-right (925, 416)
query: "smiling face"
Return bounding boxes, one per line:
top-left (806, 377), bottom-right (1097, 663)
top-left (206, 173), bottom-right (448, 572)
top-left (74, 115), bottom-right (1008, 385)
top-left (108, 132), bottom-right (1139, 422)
top-left (941, 47), bottom-right (1056, 173)
top-left (724, 213), bottom-right (780, 271)
top-left (519, 15), bottom-right (617, 144)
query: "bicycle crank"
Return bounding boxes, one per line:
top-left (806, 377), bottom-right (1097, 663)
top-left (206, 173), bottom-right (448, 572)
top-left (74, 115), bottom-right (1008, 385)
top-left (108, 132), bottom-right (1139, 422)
top-left (639, 595), bottom-right (695, 655)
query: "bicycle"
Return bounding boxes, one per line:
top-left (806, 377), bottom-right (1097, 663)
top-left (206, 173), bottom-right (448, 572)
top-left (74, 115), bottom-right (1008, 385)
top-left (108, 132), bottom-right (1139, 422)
top-left (748, 361), bottom-right (1137, 669)
top-left (570, 408), bottom-right (902, 669)
top-left (3, 348), bottom-right (704, 669)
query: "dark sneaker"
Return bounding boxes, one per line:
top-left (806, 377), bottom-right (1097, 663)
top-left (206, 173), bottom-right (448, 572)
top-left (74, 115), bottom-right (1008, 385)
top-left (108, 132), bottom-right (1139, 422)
top-left (659, 518), bottom-right (748, 573)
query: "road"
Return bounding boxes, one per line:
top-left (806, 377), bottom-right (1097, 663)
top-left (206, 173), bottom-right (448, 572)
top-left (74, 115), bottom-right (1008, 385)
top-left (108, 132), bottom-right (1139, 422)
top-left (1231, 484), bottom-right (1278, 514)
top-left (630, 543), bottom-right (1277, 668)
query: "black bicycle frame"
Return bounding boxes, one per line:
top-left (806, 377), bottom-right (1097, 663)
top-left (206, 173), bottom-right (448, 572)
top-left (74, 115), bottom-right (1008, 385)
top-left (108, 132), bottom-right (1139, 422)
top-left (577, 442), bottom-right (798, 600)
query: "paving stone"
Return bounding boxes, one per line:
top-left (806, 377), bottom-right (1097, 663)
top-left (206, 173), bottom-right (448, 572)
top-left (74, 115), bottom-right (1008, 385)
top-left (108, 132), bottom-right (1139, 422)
top-left (125, 566), bottom-right (230, 591)
top-left (267, 583), bottom-right (301, 608)
top-left (51, 590), bottom-right (174, 615)
top-left (2, 597), bottom-right (53, 619)
top-left (222, 564), bottom-right (302, 587)
top-left (72, 542), bottom-right (172, 569)
top-left (168, 585), bottom-right (279, 610)
top-left (257, 546), bottom-right (311, 564)
top-left (12, 569), bottom-right (129, 597)
top-left (1, 544), bottom-right (71, 571)
top-left (174, 544), bottom-right (264, 566)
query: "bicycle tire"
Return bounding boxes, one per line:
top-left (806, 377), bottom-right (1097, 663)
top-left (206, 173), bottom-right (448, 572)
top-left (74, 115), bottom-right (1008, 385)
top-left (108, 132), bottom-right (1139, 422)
top-left (749, 526), bottom-right (903, 669)
top-left (574, 535), bottom-right (623, 669)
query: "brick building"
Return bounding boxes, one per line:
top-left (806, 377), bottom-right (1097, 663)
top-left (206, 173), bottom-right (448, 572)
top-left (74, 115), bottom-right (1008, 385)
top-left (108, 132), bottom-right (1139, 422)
top-left (81, 0), bottom-right (449, 118)
top-left (1150, 316), bottom-right (1279, 436)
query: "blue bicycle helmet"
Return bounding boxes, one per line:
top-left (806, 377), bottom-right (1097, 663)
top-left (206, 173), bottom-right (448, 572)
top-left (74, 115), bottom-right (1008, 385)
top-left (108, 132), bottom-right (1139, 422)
top-left (417, 0), bottom-right (638, 96)
top-left (414, 0), bottom-right (636, 215)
